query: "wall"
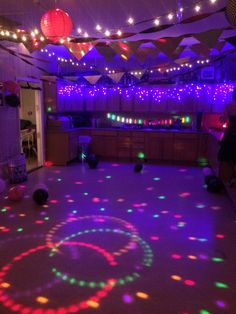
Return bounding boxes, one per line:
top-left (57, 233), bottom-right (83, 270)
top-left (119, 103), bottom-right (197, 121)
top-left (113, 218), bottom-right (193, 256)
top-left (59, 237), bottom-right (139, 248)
top-left (0, 41), bottom-right (51, 180)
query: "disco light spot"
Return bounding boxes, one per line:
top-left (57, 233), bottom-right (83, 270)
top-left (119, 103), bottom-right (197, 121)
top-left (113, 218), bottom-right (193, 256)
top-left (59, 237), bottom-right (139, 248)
top-left (111, 163), bottom-right (119, 167)
top-left (50, 200), bottom-right (58, 204)
top-left (75, 181), bottom-right (83, 185)
top-left (122, 294), bottom-right (133, 303)
top-left (105, 176), bottom-right (112, 179)
top-left (196, 204), bottom-right (205, 208)
top-left (161, 210), bottom-right (169, 214)
top-left (100, 208), bottom-right (105, 211)
top-left (146, 187), bottom-right (154, 191)
top-left (212, 257), bottom-right (224, 263)
top-left (92, 197), bottom-right (101, 203)
top-left (127, 209), bottom-right (133, 213)
top-left (36, 296), bottom-right (49, 304)
top-left (174, 214), bottom-right (182, 219)
top-left (200, 310), bottom-right (211, 314)
top-left (158, 195), bottom-right (165, 199)
top-left (188, 255), bottom-right (197, 260)
top-left (17, 227), bottom-right (23, 232)
top-left (150, 236), bottom-right (159, 241)
top-left (153, 214), bottom-right (159, 218)
top-left (1, 282), bottom-right (10, 288)
top-left (215, 300), bottom-right (226, 308)
top-left (215, 282), bottom-right (229, 289)
top-left (153, 177), bottom-right (160, 181)
top-left (136, 292), bottom-right (149, 299)
top-left (211, 206), bottom-right (221, 210)
top-left (87, 300), bottom-right (99, 308)
top-left (171, 254), bottom-right (182, 260)
top-left (179, 192), bottom-right (190, 198)
top-left (84, 192), bottom-right (88, 196)
top-left (171, 275), bottom-right (182, 281)
top-left (216, 234), bottom-right (225, 239)
top-left (178, 222), bottom-right (186, 227)
top-left (179, 168), bottom-right (187, 172)
top-left (117, 198), bottom-right (124, 202)
top-left (184, 279), bottom-right (196, 286)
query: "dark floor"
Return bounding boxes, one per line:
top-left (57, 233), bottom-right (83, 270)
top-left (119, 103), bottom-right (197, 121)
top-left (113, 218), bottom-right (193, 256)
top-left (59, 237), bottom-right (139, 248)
top-left (0, 162), bottom-right (236, 314)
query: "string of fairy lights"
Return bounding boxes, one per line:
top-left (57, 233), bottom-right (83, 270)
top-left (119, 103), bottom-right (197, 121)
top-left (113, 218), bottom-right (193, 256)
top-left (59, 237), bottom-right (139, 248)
top-left (0, 0), bottom-right (221, 46)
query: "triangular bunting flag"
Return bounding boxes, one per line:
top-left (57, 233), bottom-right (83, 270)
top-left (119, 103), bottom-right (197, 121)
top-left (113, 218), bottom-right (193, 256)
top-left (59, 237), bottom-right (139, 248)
top-left (194, 29), bottom-right (223, 49)
top-left (190, 43), bottom-right (210, 57)
top-left (84, 75), bottom-right (102, 85)
top-left (110, 42), bottom-right (133, 60)
top-left (153, 37), bottom-right (183, 58)
top-left (107, 72), bottom-right (125, 83)
top-left (64, 42), bottom-right (94, 61)
top-left (95, 43), bottom-right (116, 62)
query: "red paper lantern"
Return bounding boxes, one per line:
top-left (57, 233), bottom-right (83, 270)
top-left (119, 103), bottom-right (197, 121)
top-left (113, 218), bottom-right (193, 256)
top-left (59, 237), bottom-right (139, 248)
top-left (40, 8), bottom-right (73, 42)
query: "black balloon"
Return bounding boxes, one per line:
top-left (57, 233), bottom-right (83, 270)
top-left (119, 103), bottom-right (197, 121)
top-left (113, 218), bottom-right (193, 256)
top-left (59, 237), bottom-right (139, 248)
top-left (33, 188), bottom-right (49, 205)
top-left (87, 154), bottom-right (99, 169)
top-left (5, 94), bottom-right (20, 107)
top-left (205, 175), bottom-right (223, 193)
top-left (134, 163), bottom-right (143, 172)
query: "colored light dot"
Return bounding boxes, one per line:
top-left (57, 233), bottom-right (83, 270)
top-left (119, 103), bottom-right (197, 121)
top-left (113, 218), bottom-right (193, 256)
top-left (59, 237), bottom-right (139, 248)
top-left (17, 228), bottom-right (23, 232)
top-left (198, 238), bottom-right (207, 242)
top-left (1, 282), bottom-right (10, 288)
top-left (36, 296), bottom-right (49, 304)
top-left (188, 255), bottom-right (197, 260)
top-left (92, 197), bottom-right (100, 203)
top-left (212, 257), bottom-right (224, 262)
top-left (47, 106), bottom-right (52, 112)
top-left (171, 275), bottom-right (182, 281)
top-left (136, 292), bottom-right (149, 299)
top-left (84, 192), bottom-right (88, 195)
top-left (216, 234), bottom-right (224, 239)
top-left (200, 310), bottom-right (211, 314)
top-left (57, 178), bottom-right (62, 181)
top-left (137, 152), bottom-right (145, 159)
top-left (72, 210), bottom-right (77, 214)
top-left (1, 208), bottom-right (7, 213)
top-left (171, 254), bottom-right (182, 259)
top-left (105, 175), bottom-right (112, 179)
top-left (215, 282), bottom-right (229, 289)
top-left (100, 207), bottom-right (105, 211)
top-left (123, 294), bottom-right (133, 303)
top-left (150, 236), bottom-right (159, 241)
top-left (44, 217), bottom-right (49, 221)
top-left (215, 300), bottom-right (226, 308)
top-left (196, 204), bottom-right (205, 208)
top-left (87, 300), bottom-right (99, 308)
top-left (153, 177), bottom-right (160, 181)
top-left (153, 214), bottom-right (159, 218)
top-left (158, 195), bottom-right (165, 199)
top-left (184, 279), bottom-right (195, 286)
top-left (127, 209), bottom-right (133, 213)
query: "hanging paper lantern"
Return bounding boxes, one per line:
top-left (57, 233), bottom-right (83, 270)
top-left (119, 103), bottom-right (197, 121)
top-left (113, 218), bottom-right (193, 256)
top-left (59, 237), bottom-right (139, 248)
top-left (40, 8), bottom-right (73, 42)
top-left (226, 0), bottom-right (236, 26)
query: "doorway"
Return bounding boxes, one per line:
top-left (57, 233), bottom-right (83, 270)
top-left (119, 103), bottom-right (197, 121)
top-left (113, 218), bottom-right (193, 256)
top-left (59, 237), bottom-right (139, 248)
top-left (17, 78), bottom-right (44, 171)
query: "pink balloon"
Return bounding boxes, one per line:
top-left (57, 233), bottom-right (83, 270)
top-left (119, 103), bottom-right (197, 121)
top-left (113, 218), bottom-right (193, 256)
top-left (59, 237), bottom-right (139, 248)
top-left (8, 186), bottom-right (24, 202)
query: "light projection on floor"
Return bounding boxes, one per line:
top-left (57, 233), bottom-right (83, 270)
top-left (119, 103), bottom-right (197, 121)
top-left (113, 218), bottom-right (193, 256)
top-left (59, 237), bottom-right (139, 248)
top-left (0, 162), bottom-right (235, 314)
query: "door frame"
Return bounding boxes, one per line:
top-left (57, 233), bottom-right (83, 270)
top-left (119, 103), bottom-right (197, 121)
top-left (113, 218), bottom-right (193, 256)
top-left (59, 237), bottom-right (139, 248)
top-left (16, 77), bottom-right (45, 168)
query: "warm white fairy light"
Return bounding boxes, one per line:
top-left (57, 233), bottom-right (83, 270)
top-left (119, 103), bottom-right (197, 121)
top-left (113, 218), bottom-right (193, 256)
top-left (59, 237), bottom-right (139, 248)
top-left (34, 28), bottom-right (39, 34)
top-left (210, 0), bottom-right (217, 3)
top-left (12, 33), bottom-right (17, 39)
top-left (96, 24), bottom-right (102, 31)
top-left (195, 5), bottom-right (201, 12)
top-left (154, 19), bottom-right (160, 26)
top-left (5, 31), bottom-right (10, 36)
top-left (105, 30), bottom-right (110, 36)
top-left (167, 13), bottom-right (173, 20)
top-left (77, 28), bottom-right (82, 34)
top-left (60, 38), bottom-right (64, 44)
top-left (128, 17), bottom-right (134, 24)
top-left (22, 35), bottom-right (27, 41)
top-left (117, 30), bottom-right (122, 36)
top-left (179, 7), bottom-right (184, 12)
top-left (84, 32), bottom-right (88, 38)
top-left (40, 36), bottom-right (44, 41)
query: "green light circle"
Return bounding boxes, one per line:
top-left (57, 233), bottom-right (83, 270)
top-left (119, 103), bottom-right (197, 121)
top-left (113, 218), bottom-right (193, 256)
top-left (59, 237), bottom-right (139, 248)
top-left (50, 228), bottom-right (153, 288)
